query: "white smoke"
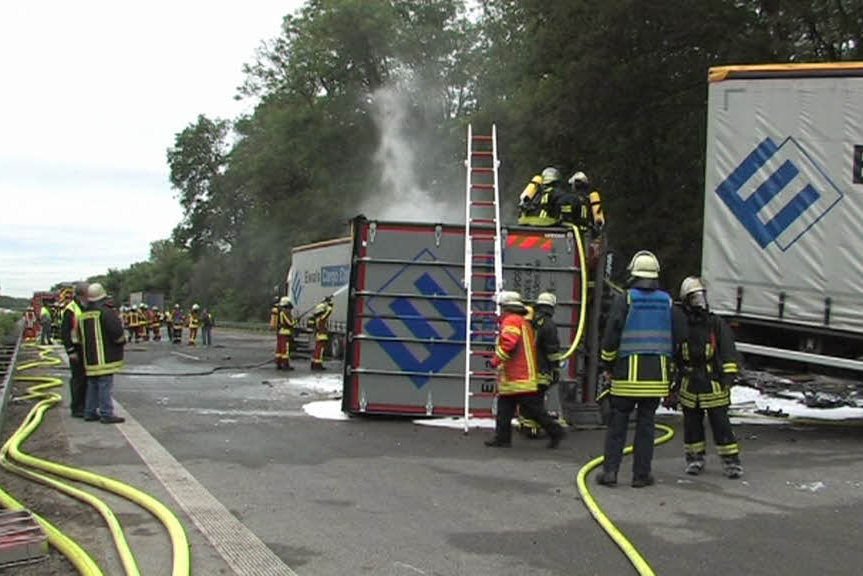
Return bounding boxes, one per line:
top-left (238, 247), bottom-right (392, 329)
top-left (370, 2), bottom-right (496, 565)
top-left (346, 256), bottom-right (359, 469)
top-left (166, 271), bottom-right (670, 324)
top-left (364, 82), bottom-right (464, 224)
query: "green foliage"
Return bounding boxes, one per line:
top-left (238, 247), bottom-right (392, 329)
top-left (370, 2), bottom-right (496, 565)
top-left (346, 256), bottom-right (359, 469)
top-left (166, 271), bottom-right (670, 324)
top-left (95, 0), bottom-right (863, 317)
top-left (0, 295), bottom-right (30, 312)
top-left (0, 312), bottom-right (20, 343)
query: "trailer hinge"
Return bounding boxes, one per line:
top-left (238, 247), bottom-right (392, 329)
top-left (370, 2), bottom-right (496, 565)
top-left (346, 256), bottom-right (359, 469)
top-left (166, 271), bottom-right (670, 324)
top-left (736, 286), bottom-right (743, 314)
top-left (359, 390), bottom-right (368, 412)
top-left (369, 221), bottom-right (377, 244)
top-left (434, 224), bottom-right (443, 247)
top-left (501, 227), bottom-right (508, 243)
top-left (565, 231), bottom-right (574, 254)
top-left (824, 297), bottom-right (832, 326)
top-left (778, 291), bottom-right (786, 319)
top-left (425, 391), bottom-right (434, 416)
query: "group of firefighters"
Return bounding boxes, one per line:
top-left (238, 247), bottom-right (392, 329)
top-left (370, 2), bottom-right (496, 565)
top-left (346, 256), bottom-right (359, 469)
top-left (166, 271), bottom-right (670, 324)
top-left (117, 303), bottom-right (213, 346)
top-left (270, 295), bottom-right (334, 371)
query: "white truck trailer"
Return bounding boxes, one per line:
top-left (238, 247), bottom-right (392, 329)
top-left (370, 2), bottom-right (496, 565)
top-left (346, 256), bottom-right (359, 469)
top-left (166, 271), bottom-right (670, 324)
top-left (702, 62), bottom-right (863, 372)
top-left (285, 237), bottom-right (351, 356)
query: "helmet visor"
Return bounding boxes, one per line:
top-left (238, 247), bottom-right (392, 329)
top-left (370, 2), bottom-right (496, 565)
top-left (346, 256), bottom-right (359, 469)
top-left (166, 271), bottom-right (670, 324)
top-left (687, 291), bottom-right (708, 310)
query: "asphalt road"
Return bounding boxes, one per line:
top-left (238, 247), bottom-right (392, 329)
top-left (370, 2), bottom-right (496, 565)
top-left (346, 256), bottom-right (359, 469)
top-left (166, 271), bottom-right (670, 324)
top-left (6, 329), bottom-right (863, 575)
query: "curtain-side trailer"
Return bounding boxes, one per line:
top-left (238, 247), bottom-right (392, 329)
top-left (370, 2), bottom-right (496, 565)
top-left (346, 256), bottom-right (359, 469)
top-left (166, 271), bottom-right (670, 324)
top-left (702, 62), bottom-right (863, 373)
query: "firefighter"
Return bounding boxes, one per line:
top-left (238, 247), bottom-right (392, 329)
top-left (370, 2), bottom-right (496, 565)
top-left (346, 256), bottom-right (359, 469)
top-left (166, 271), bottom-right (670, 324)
top-left (23, 306), bottom-right (37, 341)
top-left (517, 167), bottom-right (565, 226)
top-left (485, 291), bottom-right (565, 449)
top-left (187, 304), bottom-right (201, 345)
top-left (518, 291), bottom-right (563, 436)
top-left (310, 295), bottom-right (334, 371)
top-left (669, 277), bottom-right (743, 479)
top-left (163, 307), bottom-right (173, 341)
top-left (127, 304), bottom-right (140, 342)
top-left (60, 282), bottom-right (88, 418)
top-left (171, 304), bottom-right (185, 344)
top-left (150, 306), bottom-right (162, 342)
top-left (39, 302), bottom-right (53, 344)
top-left (561, 171), bottom-right (605, 234)
top-left (275, 297), bottom-right (295, 370)
top-left (78, 283), bottom-right (125, 424)
top-left (597, 251), bottom-right (680, 488)
top-left (138, 303), bottom-right (150, 342)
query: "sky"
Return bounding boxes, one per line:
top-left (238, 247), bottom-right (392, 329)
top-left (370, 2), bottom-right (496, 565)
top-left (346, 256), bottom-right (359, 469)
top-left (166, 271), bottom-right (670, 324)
top-left (0, 1), bottom-right (304, 298)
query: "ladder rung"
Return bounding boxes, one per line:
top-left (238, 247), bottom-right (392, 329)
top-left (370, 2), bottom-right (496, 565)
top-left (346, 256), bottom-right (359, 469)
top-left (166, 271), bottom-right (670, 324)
top-left (471, 350), bottom-right (496, 357)
top-left (469, 391), bottom-right (496, 397)
top-left (471, 201), bottom-right (495, 207)
top-left (471, 184), bottom-right (494, 190)
top-left (471, 167), bottom-right (494, 173)
top-left (472, 329), bottom-right (497, 336)
top-left (472, 371), bottom-right (497, 378)
top-left (471, 237), bottom-right (495, 242)
top-left (472, 272), bottom-right (496, 278)
top-left (472, 253), bottom-right (495, 260)
top-left (470, 218), bottom-right (496, 225)
top-left (471, 151), bottom-right (493, 157)
top-left (472, 135), bottom-right (493, 141)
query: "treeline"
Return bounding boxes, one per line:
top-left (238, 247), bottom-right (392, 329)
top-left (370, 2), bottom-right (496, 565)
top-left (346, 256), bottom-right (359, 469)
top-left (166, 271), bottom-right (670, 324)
top-left (95, 0), bottom-right (863, 320)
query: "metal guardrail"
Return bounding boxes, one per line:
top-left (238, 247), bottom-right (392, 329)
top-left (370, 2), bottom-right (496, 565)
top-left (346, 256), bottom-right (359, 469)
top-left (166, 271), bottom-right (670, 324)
top-left (0, 324), bottom-right (23, 434)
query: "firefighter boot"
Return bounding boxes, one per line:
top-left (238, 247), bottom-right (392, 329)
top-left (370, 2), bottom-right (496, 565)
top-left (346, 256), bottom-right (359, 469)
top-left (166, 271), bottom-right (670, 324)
top-left (722, 457), bottom-right (743, 479)
top-left (597, 470), bottom-right (617, 487)
top-left (685, 453), bottom-right (706, 476)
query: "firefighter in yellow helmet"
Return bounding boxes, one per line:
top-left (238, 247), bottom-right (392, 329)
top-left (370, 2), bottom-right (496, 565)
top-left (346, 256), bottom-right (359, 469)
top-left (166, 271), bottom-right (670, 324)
top-left (517, 167), bottom-right (565, 226)
top-left (310, 296), bottom-right (334, 371)
top-left (597, 251), bottom-right (680, 487)
top-left (275, 296), bottom-right (295, 370)
top-left (669, 276), bottom-right (743, 478)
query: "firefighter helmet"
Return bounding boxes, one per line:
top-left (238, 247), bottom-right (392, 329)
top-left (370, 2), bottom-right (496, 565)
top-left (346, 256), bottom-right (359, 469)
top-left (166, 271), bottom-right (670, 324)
top-left (192, 303), bottom-right (200, 311)
top-left (680, 276), bottom-right (708, 310)
top-left (627, 251), bottom-right (660, 279)
top-left (536, 292), bottom-right (557, 308)
top-left (569, 171), bottom-right (589, 187)
top-left (87, 283), bottom-right (107, 302)
top-left (541, 167), bottom-right (561, 185)
top-left (279, 296), bottom-right (292, 307)
top-left (498, 290), bottom-right (525, 310)
top-left (139, 303), bottom-right (148, 310)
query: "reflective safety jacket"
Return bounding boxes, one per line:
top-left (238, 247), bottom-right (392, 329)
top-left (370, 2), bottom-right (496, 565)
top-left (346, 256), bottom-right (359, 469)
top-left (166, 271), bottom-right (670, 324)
top-left (278, 308), bottom-right (295, 336)
top-left (60, 299), bottom-right (84, 354)
top-left (78, 301), bottom-right (126, 377)
top-left (675, 308), bottom-right (739, 409)
top-left (312, 301), bottom-right (333, 341)
top-left (492, 310), bottom-right (539, 395)
top-left (601, 288), bottom-right (676, 398)
top-left (188, 311), bottom-right (201, 329)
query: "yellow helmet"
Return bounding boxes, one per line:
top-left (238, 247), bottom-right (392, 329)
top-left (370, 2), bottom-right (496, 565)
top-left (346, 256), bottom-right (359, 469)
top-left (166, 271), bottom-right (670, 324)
top-left (627, 251), bottom-right (660, 279)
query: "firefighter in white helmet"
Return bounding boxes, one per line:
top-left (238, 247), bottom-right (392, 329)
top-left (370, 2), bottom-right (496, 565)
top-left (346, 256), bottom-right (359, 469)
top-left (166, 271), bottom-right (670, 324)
top-left (562, 171), bottom-right (605, 234)
top-left (669, 276), bottom-right (743, 478)
top-left (484, 291), bottom-right (566, 448)
top-left (275, 296), bottom-right (295, 370)
top-left (517, 167), bottom-right (565, 226)
top-left (597, 251), bottom-right (680, 487)
top-left (310, 296), bottom-right (334, 371)
top-left (187, 304), bottom-right (201, 345)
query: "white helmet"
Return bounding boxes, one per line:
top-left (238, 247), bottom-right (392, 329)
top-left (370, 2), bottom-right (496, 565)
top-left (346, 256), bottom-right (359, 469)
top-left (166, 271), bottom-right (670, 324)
top-left (627, 250), bottom-right (660, 279)
top-left (679, 276), bottom-right (706, 300)
top-left (536, 292), bottom-right (557, 308)
top-left (497, 290), bottom-right (525, 309)
top-left (568, 171), bottom-right (589, 187)
top-left (279, 296), bottom-right (292, 307)
top-left (541, 167), bottom-right (561, 185)
top-left (192, 303), bottom-right (200, 311)
top-left (87, 283), bottom-right (107, 302)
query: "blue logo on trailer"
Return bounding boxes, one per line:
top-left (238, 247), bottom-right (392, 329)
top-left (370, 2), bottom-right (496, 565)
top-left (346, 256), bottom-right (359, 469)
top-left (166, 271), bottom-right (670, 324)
top-left (365, 249), bottom-right (466, 389)
top-left (291, 273), bottom-right (303, 306)
top-left (716, 137), bottom-right (843, 250)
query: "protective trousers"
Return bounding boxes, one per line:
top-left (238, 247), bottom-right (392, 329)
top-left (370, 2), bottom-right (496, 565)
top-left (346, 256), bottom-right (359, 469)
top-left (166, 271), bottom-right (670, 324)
top-left (68, 352), bottom-right (87, 416)
top-left (495, 393), bottom-right (561, 443)
top-left (311, 336), bottom-right (327, 369)
top-left (683, 405), bottom-right (739, 459)
top-left (603, 396), bottom-right (660, 479)
top-left (276, 334), bottom-right (291, 368)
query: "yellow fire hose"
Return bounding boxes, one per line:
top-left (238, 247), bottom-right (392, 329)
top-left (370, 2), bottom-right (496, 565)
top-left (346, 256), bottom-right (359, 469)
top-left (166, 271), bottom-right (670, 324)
top-left (556, 223), bottom-right (589, 362)
top-left (5, 344), bottom-right (192, 575)
top-left (575, 422), bottom-right (676, 576)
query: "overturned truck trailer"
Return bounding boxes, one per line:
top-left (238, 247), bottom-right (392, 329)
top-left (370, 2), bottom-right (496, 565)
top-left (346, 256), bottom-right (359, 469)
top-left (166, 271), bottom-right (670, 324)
top-left (341, 216), bottom-right (600, 421)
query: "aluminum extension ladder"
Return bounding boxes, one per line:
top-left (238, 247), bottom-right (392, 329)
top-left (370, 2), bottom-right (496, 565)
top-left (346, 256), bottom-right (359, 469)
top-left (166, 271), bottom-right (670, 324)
top-left (462, 124), bottom-right (503, 432)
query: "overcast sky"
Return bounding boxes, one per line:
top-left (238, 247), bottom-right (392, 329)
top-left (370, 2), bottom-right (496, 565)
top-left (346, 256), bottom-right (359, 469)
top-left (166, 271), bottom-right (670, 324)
top-left (0, 1), bottom-right (303, 298)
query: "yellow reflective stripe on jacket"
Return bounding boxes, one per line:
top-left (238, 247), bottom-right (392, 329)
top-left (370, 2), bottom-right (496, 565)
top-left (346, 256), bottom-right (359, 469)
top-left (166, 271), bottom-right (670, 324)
top-left (86, 360), bottom-right (125, 376)
top-left (601, 349), bottom-right (617, 362)
top-left (722, 362), bottom-right (739, 374)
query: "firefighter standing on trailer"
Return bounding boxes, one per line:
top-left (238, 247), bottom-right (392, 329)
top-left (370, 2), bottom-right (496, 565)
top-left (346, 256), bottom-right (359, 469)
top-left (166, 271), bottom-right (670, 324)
top-left (310, 296), bottom-right (334, 371)
top-left (23, 306), bottom-right (37, 341)
top-left (517, 167), bottom-right (566, 226)
top-left (275, 297), bottom-right (295, 370)
top-left (561, 171), bottom-right (605, 234)
top-left (597, 251), bottom-right (679, 487)
top-left (39, 302), bottom-right (53, 344)
top-left (669, 277), bottom-right (743, 478)
top-left (485, 291), bottom-right (565, 449)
